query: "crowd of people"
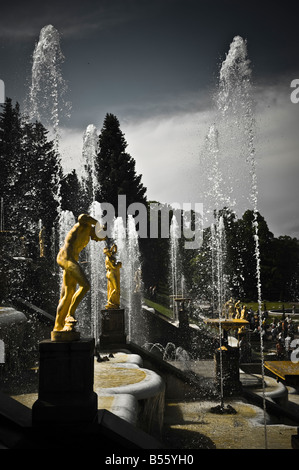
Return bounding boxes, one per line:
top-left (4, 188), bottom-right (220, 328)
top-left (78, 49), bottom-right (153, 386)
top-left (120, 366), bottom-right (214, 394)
top-left (244, 308), bottom-right (298, 360)
top-left (226, 300), bottom-right (299, 361)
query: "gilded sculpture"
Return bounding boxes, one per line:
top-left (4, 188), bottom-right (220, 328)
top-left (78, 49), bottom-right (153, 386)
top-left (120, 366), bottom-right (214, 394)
top-left (104, 243), bottom-right (122, 309)
top-left (52, 214), bottom-right (106, 339)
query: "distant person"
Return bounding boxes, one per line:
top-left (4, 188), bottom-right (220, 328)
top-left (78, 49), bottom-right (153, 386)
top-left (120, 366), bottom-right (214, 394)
top-left (285, 335), bottom-right (291, 359)
top-left (276, 339), bottom-right (284, 360)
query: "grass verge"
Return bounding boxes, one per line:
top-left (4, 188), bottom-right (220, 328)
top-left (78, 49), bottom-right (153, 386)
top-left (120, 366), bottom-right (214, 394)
top-left (143, 298), bottom-right (174, 319)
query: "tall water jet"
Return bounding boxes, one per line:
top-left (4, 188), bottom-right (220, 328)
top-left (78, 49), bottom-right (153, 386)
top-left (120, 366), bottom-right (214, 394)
top-left (27, 25), bottom-right (71, 148)
top-left (215, 216), bottom-right (227, 317)
top-left (81, 124), bottom-right (99, 202)
top-left (88, 201), bottom-right (106, 344)
top-left (111, 217), bottom-right (128, 314)
top-left (0, 197), bottom-right (4, 231)
top-left (26, 24), bottom-right (72, 251)
top-left (202, 35), bottom-right (268, 444)
top-left (204, 124), bottom-right (228, 218)
top-left (215, 36), bottom-right (255, 213)
top-left (112, 217), bottom-right (127, 268)
top-left (218, 36), bottom-right (267, 445)
top-left (169, 214), bottom-right (181, 320)
top-left (127, 215), bottom-right (142, 342)
top-left (216, 216), bottom-right (225, 407)
top-left (57, 209), bottom-right (76, 282)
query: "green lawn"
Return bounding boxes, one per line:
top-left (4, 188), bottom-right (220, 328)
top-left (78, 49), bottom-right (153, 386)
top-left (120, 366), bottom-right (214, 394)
top-left (143, 297), bottom-right (298, 323)
top-left (245, 301), bottom-right (297, 312)
top-left (143, 298), bottom-right (174, 319)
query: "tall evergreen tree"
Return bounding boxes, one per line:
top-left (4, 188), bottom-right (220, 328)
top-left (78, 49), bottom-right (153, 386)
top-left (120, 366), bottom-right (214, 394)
top-left (0, 98), bottom-right (23, 229)
top-left (21, 120), bottom-right (62, 254)
top-left (95, 113), bottom-right (146, 215)
top-left (0, 99), bottom-right (63, 308)
top-left (0, 98), bottom-right (62, 257)
top-left (60, 169), bottom-right (87, 217)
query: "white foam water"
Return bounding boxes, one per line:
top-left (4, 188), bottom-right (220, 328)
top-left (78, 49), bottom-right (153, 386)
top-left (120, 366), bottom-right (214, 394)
top-left (27, 25), bottom-right (71, 147)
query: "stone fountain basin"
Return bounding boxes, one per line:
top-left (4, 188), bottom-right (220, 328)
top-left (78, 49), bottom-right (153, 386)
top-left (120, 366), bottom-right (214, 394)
top-left (94, 361), bottom-right (164, 400)
top-left (11, 349), bottom-right (165, 431)
top-left (205, 318), bottom-right (249, 331)
top-left (94, 351), bottom-right (165, 433)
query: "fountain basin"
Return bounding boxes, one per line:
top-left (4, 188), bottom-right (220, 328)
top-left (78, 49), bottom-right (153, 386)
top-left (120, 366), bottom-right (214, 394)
top-left (264, 361), bottom-right (299, 388)
top-left (269, 310), bottom-right (299, 319)
top-left (204, 318), bottom-right (249, 331)
top-left (94, 361), bottom-right (164, 401)
top-left (94, 352), bottom-right (165, 435)
top-left (96, 393), bottom-right (138, 425)
top-left (0, 307), bottom-right (27, 375)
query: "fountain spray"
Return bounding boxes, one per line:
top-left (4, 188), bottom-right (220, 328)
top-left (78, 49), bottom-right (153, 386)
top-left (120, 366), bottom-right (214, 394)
top-left (202, 37), bottom-right (268, 434)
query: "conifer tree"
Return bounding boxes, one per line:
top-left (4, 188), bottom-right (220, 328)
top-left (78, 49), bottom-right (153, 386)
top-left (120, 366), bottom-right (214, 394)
top-left (0, 98), bottom-right (62, 257)
top-left (60, 169), bottom-right (86, 217)
top-left (0, 98), bottom-right (23, 229)
top-left (21, 120), bottom-right (62, 252)
top-left (95, 113), bottom-right (146, 215)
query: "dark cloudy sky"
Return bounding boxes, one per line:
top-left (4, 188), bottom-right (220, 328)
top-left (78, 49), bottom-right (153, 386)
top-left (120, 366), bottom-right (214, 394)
top-left (1, 0), bottom-right (299, 238)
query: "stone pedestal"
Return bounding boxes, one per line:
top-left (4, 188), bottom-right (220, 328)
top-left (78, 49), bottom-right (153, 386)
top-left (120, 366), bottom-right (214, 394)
top-left (32, 338), bottom-right (98, 426)
top-left (100, 308), bottom-right (126, 348)
top-left (178, 309), bottom-right (189, 329)
top-left (215, 345), bottom-right (242, 396)
top-left (292, 427), bottom-right (299, 449)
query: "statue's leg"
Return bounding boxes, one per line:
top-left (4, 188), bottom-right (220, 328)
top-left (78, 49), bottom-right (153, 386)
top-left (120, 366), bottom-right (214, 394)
top-left (54, 270), bottom-right (76, 331)
top-left (64, 263), bottom-right (90, 324)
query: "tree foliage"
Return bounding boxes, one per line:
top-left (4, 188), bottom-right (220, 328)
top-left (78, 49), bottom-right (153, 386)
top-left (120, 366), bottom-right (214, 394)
top-left (95, 113), bottom-right (147, 215)
top-left (186, 208), bottom-right (299, 303)
top-left (0, 98), bottom-right (62, 257)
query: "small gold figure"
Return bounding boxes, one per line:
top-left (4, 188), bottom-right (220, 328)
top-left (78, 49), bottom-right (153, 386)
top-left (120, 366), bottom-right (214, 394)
top-left (240, 304), bottom-right (247, 320)
top-left (39, 226), bottom-right (46, 258)
top-left (104, 243), bottom-right (122, 309)
top-left (224, 298), bottom-right (235, 319)
top-left (53, 214), bottom-right (106, 335)
top-left (235, 300), bottom-right (241, 318)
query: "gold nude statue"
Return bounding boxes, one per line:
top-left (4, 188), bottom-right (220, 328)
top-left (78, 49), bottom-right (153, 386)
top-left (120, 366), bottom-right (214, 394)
top-left (240, 304), bottom-right (247, 320)
top-left (224, 297), bottom-right (235, 319)
top-left (234, 300), bottom-right (241, 318)
top-left (52, 214), bottom-right (106, 338)
top-left (39, 225), bottom-right (46, 258)
top-left (104, 243), bottom-right (122, 309)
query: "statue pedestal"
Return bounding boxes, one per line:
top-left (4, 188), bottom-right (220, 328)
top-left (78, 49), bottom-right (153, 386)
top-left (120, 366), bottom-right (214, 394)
top-left (215, 345), bottom-right (242, 396)
top-left (100, 308), bottom-right (126, 348)
top-left (51, 330), bottom-right (80, 342)
top-left (178, 309), bottom-right (189, 329)
top-left (32, 338), bottom-right (97, 426)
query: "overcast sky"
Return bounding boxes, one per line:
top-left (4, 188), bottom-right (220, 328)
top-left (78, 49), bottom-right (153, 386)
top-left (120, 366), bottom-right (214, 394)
top-left (1, 0), bottom-right (299, 238)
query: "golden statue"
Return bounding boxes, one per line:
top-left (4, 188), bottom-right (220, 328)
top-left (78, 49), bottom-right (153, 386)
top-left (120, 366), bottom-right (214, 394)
top-left (52, 214), bottom-right (106, 339)
top-left (224, 298), bottom-right (235, 319)
top-left (240, 304), bottom-right (247, 320)
top-left (234, 300), bottom-right (241, 318)
top-left (104, 243), bottom-right (122, 309)
top-left (39, 225), bottom-right (46, 258)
